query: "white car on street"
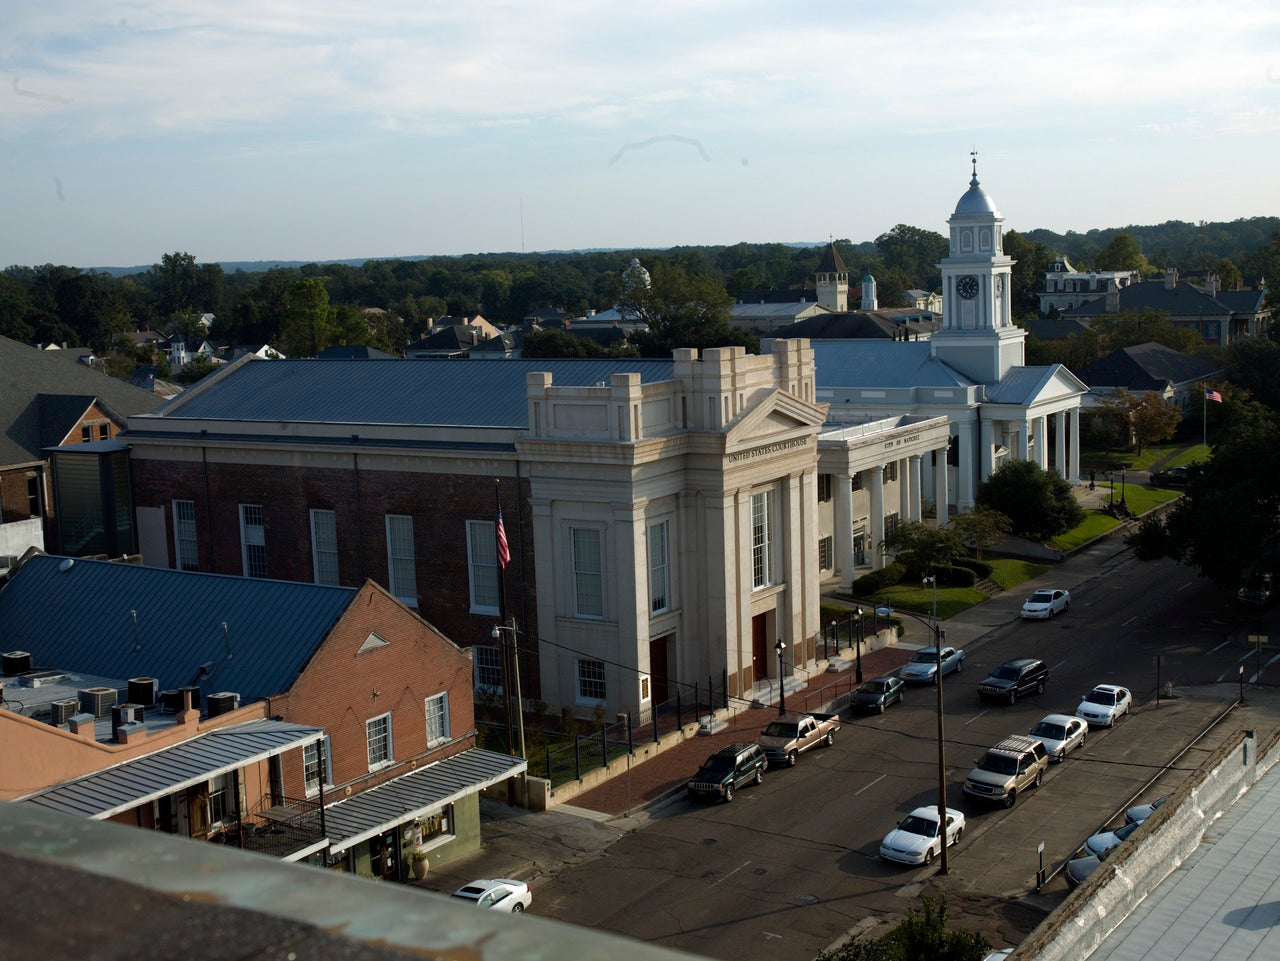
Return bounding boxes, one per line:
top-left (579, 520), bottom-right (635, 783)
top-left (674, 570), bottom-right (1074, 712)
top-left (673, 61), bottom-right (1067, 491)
top-left (1028, 714), bottom-right (1088, 761)
top-left (1083, 820), bottom-right (1141, 857)
top-left (879, 806), bottom-right (965, 866)
top-left (451, 879), bottom-right (532, 913)
top-left (1021, 588), bottom-right (1071, 619)
top-left (1076, 684), bottom-right (1132, 727)
top-left (898, 646), bottom-right (965, 683)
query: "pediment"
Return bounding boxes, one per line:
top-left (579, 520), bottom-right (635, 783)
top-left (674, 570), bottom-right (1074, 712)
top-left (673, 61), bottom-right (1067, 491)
top-left (724, 388), bottom-right (828, 446)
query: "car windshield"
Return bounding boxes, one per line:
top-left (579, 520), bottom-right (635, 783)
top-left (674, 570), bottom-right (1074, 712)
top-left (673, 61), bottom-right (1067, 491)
top-left (859, 681), bottom-right (888, 694)
top-left (993, 666), bottom-right (1022, 681)
top-left (911, 650), bottom-right (939, 664)
top-left (1114, 821), bottom-right (1140, 841)
top-left (977, 753), bottom-right (1018, 775)
top-left (1084, 689), bottom-right (1116, 705)
top-left (701, 755), bottom-right (736, 772)
top-left (1028, 591), bottom-right (1053, 603)
top-left (762, 722), bottom-right (796, 737)
top-left (1030, 721), bottom-right (1066, 739)
top-left (898, 815), bottom-right (938, 837)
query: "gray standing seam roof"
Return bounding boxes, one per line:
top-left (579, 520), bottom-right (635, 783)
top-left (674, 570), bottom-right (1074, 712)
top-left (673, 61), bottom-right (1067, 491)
top-left (323, 748), bottom-right (526, 853)
top-left (18, 720), bottom-right (324, 819)
top-left (148, 358), bottom-right (675, 428)
top-left (812, 341), bottom-right (976, 389)
top-left (0, 555), bottom-right (357, 704)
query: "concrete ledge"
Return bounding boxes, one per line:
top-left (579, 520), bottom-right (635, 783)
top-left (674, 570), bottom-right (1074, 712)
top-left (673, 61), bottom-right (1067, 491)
top-left (1015, 724), bottom-right (1280, 961)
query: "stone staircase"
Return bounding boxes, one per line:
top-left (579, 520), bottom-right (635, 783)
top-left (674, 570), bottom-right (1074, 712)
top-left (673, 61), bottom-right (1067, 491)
top-left (975, 578), bottom-right (1002, 597)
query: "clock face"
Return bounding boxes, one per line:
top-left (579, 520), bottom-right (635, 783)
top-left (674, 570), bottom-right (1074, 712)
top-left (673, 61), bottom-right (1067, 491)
top-left (956, 275), bottom-right (979, 300)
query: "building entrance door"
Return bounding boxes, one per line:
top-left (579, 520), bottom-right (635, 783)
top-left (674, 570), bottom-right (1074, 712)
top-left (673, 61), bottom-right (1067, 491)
top-left (752, 613), bottom-right (768, 684)
top-left (649, 635), bottom-right (671, 704)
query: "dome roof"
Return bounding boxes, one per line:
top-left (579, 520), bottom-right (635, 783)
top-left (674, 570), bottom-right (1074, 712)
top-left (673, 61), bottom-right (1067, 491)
top-left (953, 171), bottom-right (1000, 219)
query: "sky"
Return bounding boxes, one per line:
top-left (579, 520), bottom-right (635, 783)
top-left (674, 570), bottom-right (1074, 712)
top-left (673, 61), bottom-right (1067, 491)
top-left (3, 1), bottom-right (1280, 269)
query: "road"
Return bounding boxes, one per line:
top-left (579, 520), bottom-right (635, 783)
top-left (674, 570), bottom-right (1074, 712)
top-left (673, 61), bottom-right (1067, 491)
top-left (534, 552), bottom-right (1276, 960)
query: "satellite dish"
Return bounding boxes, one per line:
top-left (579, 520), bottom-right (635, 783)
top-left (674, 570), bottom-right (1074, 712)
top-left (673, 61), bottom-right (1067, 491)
top-left (58, 558), bottom-right (75, 572)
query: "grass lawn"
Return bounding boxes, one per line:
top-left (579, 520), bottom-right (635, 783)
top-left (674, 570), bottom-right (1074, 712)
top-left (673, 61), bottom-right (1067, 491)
top-left (1082, 439), bottom-right (1209, 472)
top-left (1049, 513), bottom-right (1121, 551)
top-left (1161, 444), bottom-right (1209, 468)
top-left (986, 558), bottom-right (1048, 590)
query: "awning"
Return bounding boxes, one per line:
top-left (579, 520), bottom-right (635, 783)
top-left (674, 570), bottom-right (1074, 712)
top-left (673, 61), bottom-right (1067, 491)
top-left (18, 720), bottom-right (324, 820)
top-left (324, 748), bottom-right (525, 854)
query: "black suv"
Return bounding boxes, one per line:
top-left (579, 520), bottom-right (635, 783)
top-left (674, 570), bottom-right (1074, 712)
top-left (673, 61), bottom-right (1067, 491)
top-left (686, 743), bottom-right (767, 802)
top-left (977, 657), bottom-right (1049, 705)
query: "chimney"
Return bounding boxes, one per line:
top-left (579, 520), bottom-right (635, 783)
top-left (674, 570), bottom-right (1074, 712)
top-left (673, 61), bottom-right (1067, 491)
top-left (1206, 274), bottom-right (1220, 296)
top-left (1105, 281), bottom-right (1120, 313)
top-left (1164, 268), bottom-right (1178, 290)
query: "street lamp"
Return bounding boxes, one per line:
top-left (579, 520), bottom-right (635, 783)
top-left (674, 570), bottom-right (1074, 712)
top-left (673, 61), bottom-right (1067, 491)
top-left (775, 638), bottom-right (787, 717)
top-left (1120, 469), bottom-right (1127, 509)
top-left (853, 607), bottom-right (864, 683)
top-left (830, 619), bottom-right (838, 661)
top-left (876, 579), bottom-right (949, 875)
top-left (491, 620), bottom-right (526, 759)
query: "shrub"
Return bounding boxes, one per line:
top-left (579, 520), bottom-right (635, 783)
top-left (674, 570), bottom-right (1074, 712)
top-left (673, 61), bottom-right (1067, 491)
top-left (953, 558), bottom-right (993, 580)
top-left (1126, 515), bottom-right (1169, 560)
top-left (879, 561), bottom-right (907, 588)
top-left (977, 459), bottom-right (1085, 541)
top-left (851, 571), bottom-right (885, 595)
top-left (939, 565), bottom-right (976, 588)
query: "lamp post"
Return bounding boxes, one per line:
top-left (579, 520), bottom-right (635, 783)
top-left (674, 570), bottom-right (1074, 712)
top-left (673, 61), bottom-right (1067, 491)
top-left (775, 638), bottom-right (787, 717)
top-left (1120, 469), bottom-right (1127, 509)
top-left (1239, 664), bottom-right (1245, 705)
top-left (878, 580), bottom-right (949, 875)
top-left (1106, 471), bottom-right (1114, 510)
top-left (853, 607), bottom-right (864, 683)
top-left (491, 619), bottom-right (526, 760)
top-left (830, 619), bottom-right (838, 661)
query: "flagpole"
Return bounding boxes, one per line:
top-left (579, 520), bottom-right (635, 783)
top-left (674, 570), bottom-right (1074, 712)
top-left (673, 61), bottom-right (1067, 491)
top-left (495, 479), bottom-right (514, 760)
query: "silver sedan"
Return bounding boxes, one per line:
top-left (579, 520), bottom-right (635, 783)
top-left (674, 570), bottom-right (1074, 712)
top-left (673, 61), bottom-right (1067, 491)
top-left (898, 646), bottom-right (965, 683)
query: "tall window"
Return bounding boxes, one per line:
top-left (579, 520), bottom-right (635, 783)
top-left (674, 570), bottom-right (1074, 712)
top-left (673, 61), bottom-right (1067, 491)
top-left (577, 658), bottom-right (606, 702)
top-left (385, 514), bottom-right (416, 607)
top-left (818, 536), bottom-right (833, 571)
top-left (303, 736), bottom-right (333, 798)
top-left (648, 521), bottom-right (669, 614)
top-left (239, 504), bottom-right (266, 578)
top-left (98, 423), bottom-right (109, 440)
top-left (80, 425), bottom-right (91, 443)
top-left (26, 474), bottom-right (41, 518)
top-left (310, 509), bottom-right (340, 585)
top-left (425, 692), bottom-right (450, 746)
top-left (366, 713), bottom-right (393, 770)
top-left (474, 646), bottom-right (504, 693)
top-left (173, 500), bottom-right (198, 571)
top-left (207, 774), bottom-right (230, 826)
top-left (571, 527), bottom-right (603, 618)
top-left (817, 474), bottom-right (832, 502)
top-left (884, 462), bottom-right (898, 482)
top-left (751, 490), bottom-right (775, 589)
top-left (466, 519), bottom-right (500, 614)
top-left (851, 472), bottom-right (863, 492)
top-left (885, 512), bottom-right (900, 536)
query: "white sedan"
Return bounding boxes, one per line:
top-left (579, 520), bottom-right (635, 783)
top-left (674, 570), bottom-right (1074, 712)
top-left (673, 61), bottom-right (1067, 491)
top-left (1125, 796), bottom-right (1169, 825)
top-left (1084, 820), bottom-right (1141, 857)
top-left (879, 806), bottom-right (965, 866)
top-left (1028, 714), bottom-right (1088, 761)
top-left (1021, 588), bottom-right (1071, 619)
top-left (1076, 684), bottom-right (1132, 727)
top-left (898, 646), bottom-right (965, 683)
top-left (451, 879), bottom-right (532, 913)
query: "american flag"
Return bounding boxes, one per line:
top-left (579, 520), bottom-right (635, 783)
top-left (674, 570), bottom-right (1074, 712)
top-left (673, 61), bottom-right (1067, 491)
top-left (496, 508), bottom-right (510, 569)
top-left (1205, 386), bottom-right (1223, 403)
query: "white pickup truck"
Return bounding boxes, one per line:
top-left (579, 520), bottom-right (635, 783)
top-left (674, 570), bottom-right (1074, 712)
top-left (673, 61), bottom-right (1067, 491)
top-left (758, 712), bottom-right (840, 767)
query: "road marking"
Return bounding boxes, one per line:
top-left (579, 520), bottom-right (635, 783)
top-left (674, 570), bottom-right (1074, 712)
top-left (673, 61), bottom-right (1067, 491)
top-left (1238, 650), bottom-right (1255, 663)
top-left (714, 860), bottom-right (751, 887)
top-left (1052, 659), bottom-right (1069, 671)
top-left (1177, 581), bottom-right (1194, 592)
top-left (1207, 640), bottom-right (1230, 655)
top-left (763, 932), bottom-right (783, 940)
top-left (1121, 615), bottom-right (1138, 627)
top-left (965, 709), bottom-right (989, 726)
top-left (855, 774), bottom-right (887, 796)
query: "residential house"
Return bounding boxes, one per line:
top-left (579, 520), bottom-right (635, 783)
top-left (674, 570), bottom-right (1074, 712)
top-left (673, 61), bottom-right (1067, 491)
top-left (1077, 342), bottom-right (1224, 413)
top-left (1039, 257), bottom-right (1141, 314)
top-left (0, 553), bottom-right (522, 878)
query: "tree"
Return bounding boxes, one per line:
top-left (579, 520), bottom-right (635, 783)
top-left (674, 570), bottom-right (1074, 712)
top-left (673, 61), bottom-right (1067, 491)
top-left (278, 278), bottom-right (332, 357)
top-left (172, 357), bottom-right (220, 385)
top-left (948, 507), bottom-right (1012, 560)
top-left (881, 521), bottom-right (965, 576)
top-left (1095, 232), bottom-right (1149, 273)
top-left (1003, 229), bottom-right (1055, 319)
top-left (521, 328), bottom-right (604, 358)
top-left (1214, 258), bottom-right (1243, 292)
top-left (817, 896), bottom-right (988, 961)
top-left (1165, 401), bottom-right (1280, 587)
top-left (1088, 308), bottom-right (1202, 357)
top-left (1128, 390), bottom-right (1181, 454)
top-left (875, 225), bottom-right (949, 292)
top-left (621, 261), bottom-right (756, 357)
top-left (976, 459), bottom-right (1085, 541)
top-left (1224, 335), bottom-right (1280, 409)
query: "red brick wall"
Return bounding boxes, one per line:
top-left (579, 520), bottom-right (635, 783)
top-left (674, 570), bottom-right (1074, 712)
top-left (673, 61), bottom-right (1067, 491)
top-left (0, 465), bottom-right (42, 524)
top-left (130, 456), bottom-right (540, 696)
top-left (269, 581), bottom-right (478, 797)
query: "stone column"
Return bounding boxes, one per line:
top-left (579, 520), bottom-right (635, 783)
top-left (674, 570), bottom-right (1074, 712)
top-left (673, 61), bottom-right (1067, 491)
top-left (908, 454), bottom-right (923, 521)
top-left (868, 466), bottom-right (885, 571)
top-left (1018, 422), bottom-right (1030, 460)
top-left (836, 471), bottom-right (855, 588)
top-left (956, 420), bottom-right (976, 510)
top-left (1069, 407), bottom-right (1081, 483)
top-left (1055, 411), bottom-right (1067, 478)
top-left (980, 417), bottom-right (997, 482)
top-left (934, 449), bottom-right (949, 526)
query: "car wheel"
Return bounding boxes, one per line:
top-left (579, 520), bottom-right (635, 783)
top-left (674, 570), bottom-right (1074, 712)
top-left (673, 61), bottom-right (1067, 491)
top-left (1078, 733), bottom-right (1086, 752)
top-left (878, 702), bottom-right (886, 714)
top-left (956, 658), bottom-right (963, 673)
top-left (924, 847), bottom-right (935, 865)
top-left (754, 766), bottom-right (764, 785)
top-left (787, 750), bottom-right (798, 768)
top-left (953, 826), bottom-right (963, 845)
top-left (1033, 770), bottom-right (1043, 789)
top-left (1064, 599), bottom-right (1070, 612)
top-left (825, 730), bottom-right (835, 747)
top-left (723, 784), bottom-right (734, 802)
top-left (1008, 690), bottom-right (1017, 705)
top-left (1003, 790), bottom-right (1017, 809)
top-left (1037, 679), bottom-right (1046, 695)
top-left (1049, 608), bottom-right (1055, 619)
top-left (511, 903), bottom-right (524, 914)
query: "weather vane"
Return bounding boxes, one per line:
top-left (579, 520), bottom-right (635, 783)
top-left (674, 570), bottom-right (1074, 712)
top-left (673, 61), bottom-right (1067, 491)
top-left (970, 149), bottom-right (978, 180)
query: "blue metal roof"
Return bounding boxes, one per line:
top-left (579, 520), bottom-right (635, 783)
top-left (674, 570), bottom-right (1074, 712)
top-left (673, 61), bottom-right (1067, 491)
top-left (812, 341), bottom-right (976, 389)
top-left (154, 358), bottom-right (675, 428)
top-left (0, 555), bottom-right (358, 703)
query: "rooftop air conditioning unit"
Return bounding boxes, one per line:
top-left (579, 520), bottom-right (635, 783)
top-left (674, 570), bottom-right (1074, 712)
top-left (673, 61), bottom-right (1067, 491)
top-left (78, 687), bottom-right (118, 718)
top-left (2, 651), bottom-right (32, 676)
top-left (159, 689), bottom-right (184, 713)
top-left (51, 698), bottom-right (81, 725)
top-left (206, 692), bottom-right (240, 717)
top-left (128, 677), bottom-right (159, 707)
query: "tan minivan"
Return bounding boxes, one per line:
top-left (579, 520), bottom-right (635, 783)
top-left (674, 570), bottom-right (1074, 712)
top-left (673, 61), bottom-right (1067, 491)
top-left (963, 734), bottom-right (1049, 808)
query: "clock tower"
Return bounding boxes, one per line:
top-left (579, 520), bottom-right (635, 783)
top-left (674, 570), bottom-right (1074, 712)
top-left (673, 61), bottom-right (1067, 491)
top-left (931, 155), bottom-right (1024, 383)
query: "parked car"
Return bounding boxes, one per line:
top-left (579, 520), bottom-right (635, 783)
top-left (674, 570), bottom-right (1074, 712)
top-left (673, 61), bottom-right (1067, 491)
top-left (879, 806), bottom-right (965, 866)
top-left (1076, 684), bottom-right (1132, 727)
top-left (686, 743), bottom-right (767, 802)
top-left (1020, 588), bottom-right (1070, 619)
top-left (850, 674), bottom-right (906, 714)
top-left (1064, 844), bottom-right (1117, 887)
top-left (1124, 795), bottom-right (1169, 825)
top-left (978, 657), bottom-right (1049, 704)
top-left (899, 646), bottom-right (965, 683)
top-left (1237, 571), bottom-right (1274, 607)
top-left (451, 879), bottom-right (532, 913)
top-left (758, 713), bottom-right (839, 766)
top-left (1149, 466), bottom-right (1189, 488)
top-left (1084, 820), bottom-right (1141, 857)
top-left (1027, 713), bottom-right (1087, 761)
top-left (963, 734), bottom-right (1049, 808)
